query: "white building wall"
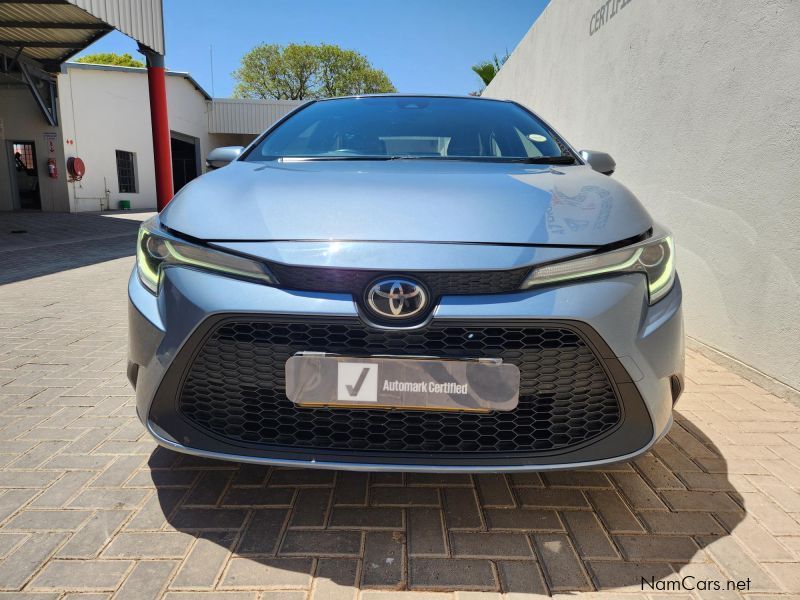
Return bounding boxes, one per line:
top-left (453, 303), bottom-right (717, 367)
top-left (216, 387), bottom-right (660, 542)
top-left (58, 65), bottom-right (211, 211)
top-left (485, 0), bottom-right (800, 391)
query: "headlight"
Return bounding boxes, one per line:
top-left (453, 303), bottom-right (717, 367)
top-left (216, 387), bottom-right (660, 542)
top-left (136, 219), bottom-right (278, 293)
top-left (521, 232), bottom-right (675, 304)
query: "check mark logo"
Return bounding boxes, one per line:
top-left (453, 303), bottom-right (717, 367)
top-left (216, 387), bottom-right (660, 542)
top-left (346, 367), bottom-right (371, 397)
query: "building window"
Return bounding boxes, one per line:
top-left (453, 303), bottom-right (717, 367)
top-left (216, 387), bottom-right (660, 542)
top-left (115, 150), bottom-right (137, 193)
top-left (12, 143), bottom-right (35, 170)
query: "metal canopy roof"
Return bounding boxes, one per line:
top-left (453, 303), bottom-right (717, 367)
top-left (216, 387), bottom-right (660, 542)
top-left (0, 0), bottom-right (164, 71)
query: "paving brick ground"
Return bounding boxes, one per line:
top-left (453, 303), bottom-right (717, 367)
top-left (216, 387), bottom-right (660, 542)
top-left (1, 212), bottom-right (799, 599)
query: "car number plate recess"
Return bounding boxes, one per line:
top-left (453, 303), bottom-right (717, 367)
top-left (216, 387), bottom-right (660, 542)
top-left (285, 353), bottom-right (520, 412)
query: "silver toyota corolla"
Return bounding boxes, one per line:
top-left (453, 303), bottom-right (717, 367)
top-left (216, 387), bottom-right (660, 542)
top-left (128, 95), bottom-right (683, 472)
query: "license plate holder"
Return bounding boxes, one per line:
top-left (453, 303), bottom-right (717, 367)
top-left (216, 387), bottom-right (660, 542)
top-left (285, 353), bottom-right (520, 412)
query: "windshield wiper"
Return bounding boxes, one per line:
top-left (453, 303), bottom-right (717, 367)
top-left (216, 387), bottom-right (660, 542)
top-left (275, 155), bottom-right (578, 164)
top-left (512, 155), bottom-right (577, 165)
top-left (389, 155), bottom-right (579, 164)
top-left (278, 156), bottom-right (401, 162)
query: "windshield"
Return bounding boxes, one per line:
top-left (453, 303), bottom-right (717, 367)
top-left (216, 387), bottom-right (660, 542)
top-left (243, 96), bottom-right (572, 162)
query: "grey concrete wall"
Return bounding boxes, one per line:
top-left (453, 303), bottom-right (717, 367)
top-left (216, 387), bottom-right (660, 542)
top-left (0, 87), bottom-right (69, 212)
top-left (485, 0), bottom-right (800, 391)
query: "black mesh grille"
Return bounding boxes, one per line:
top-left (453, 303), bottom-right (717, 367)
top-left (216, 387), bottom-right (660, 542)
top-left (177, 319), bottom-right (622, 455)
top-left (267, 263), bottom-right (531, 296)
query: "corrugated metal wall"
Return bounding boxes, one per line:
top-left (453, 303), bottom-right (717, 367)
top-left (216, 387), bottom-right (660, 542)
top-left (208, 99), bottom-right (304, 135)
top-left (67, 0), bottom-right (164, 54)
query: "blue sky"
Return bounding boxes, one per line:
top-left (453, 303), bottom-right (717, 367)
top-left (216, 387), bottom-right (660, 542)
top-left (74, 0), bottom-right (549, 97)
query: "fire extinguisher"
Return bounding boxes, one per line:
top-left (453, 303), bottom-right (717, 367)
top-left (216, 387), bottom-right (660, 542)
top-left (47, 158), bottom-right (58, 179)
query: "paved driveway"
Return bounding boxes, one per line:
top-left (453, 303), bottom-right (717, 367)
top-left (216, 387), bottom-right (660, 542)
top-left (0, 212), bottom-right (799, 599)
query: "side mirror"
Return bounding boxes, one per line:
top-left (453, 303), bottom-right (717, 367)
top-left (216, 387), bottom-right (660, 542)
top-left (206, 146), bottom-right (244, 170)
top-left (579, 150), bottom-right (616, 176)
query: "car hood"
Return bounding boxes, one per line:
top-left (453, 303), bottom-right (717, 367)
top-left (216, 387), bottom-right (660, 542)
top-left (160, 160), bottom-right (652, 246)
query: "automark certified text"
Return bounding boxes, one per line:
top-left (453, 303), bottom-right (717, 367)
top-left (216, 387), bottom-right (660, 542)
top-left (383, 380), bottom-right (468, 395)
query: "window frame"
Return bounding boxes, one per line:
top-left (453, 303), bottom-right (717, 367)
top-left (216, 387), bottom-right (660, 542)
top-left (12, 143), bottom-right (35, 170)
top-left (115, 150), bottom-right (138, 194)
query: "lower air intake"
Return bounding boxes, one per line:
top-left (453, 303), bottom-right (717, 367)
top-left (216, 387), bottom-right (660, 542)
top-left (177, 319), bottom-right (622, 454)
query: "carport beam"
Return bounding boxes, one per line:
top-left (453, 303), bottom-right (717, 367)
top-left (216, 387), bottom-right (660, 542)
top-left (140, 47), bottom-right (173, 211)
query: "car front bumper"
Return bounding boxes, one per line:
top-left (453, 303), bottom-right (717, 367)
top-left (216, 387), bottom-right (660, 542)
top-left (128, 266), bottom-right (683, 472)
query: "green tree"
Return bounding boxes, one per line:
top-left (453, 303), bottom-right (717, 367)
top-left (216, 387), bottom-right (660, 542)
top-left (233, 43), bottom-right (395, 100)
top-left (471, 53), bottom-right (508, 95)
top-left (74, 52), bottom-right (145, 68)
top-left (316, 44), bottom-right (395, 97)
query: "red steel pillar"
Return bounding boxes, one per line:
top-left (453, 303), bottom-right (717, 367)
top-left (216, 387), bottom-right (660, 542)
top-left (141, 47), bottom-right (173, 211)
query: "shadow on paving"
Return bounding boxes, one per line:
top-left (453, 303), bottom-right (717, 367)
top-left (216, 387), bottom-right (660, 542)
top-left (0, 212), bottom-right (144, 284)
top-left (150, 411), bottom-right (746, 593)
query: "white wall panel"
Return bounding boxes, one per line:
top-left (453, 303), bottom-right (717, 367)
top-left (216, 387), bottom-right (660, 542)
top-left (208, 99), bottom-right (303, 135)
